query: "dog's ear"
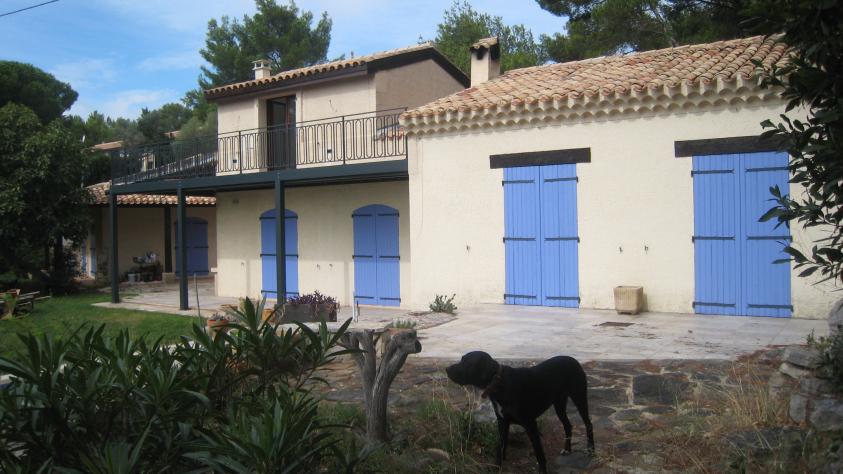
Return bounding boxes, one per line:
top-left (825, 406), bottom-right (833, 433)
top-left (478, 354), bottom-right (500, 387)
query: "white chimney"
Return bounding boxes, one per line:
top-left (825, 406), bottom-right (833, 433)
top-left (252, 59), bottom-right (271, 80)
top-left (469, 37), bottom-right (500, 87)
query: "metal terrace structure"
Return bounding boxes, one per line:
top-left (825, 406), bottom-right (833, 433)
top-left (106, 110), bottom-right (409, 310)
top-left (105, 41), bottom-right (469, 311)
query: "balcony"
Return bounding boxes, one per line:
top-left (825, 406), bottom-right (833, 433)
top-left (110, 109), bottom-right (407, 186)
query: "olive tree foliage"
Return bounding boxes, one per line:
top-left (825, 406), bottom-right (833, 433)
top-left (433, 1), bottom-right (547, 74)
top-left (0, 62), bottom-right (90, 288)
top-left (755, 0), bottom-right (843, 285)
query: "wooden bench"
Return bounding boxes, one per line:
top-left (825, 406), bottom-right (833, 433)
top-left (0, 291), bottom-right (39, 317)
top-left (16, 292), bottom-right (38, 314)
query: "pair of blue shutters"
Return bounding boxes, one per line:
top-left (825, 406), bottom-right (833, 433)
top-left (353, 205), bottom-right (400, 306)
top-left (693, 152), bottom-right (791, 317)
top-left (504, 164), bottom-right (579, 307)
top-left (174, 217), bottom-right (209, 276)
top-left (260, 209), bottom-right (299, 299)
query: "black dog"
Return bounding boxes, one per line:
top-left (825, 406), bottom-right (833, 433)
top-left (446, 351), bottom-right (594, 473)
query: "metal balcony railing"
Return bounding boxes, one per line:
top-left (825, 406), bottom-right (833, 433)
top-left (110, 109), bottom-right (407, 185)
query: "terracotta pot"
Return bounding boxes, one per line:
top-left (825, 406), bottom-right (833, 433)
top-left (207, 319), bottom-right (230, 338)
top-left (262, 307), bottom-right (279, 323)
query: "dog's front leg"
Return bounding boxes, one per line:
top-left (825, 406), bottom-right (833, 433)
top-left (523, 419), bottom-right (547, 474)
top-left (495, 415), bottom-right (510, 466)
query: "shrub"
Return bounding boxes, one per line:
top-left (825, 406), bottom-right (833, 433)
top-left (389, 319), bottom-right (417, 329)
top-left (807, 330), bottom-right (843, 391)
top-left (429, 294), bottom-right (457, 314)
top-left (0, 297), bottom-right (362, 471)
top-left (287, 290), bottom-right (338, 306)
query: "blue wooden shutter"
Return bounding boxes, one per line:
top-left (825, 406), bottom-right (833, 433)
top-left (175, 217), bottom-right (209, 276)
top-left (540, 164), bottom-right (579, 307)
top-left (90, 234), bottom-right (97, 274)
top-left (503, 166), bottom-right (542, 305)
top-left (692, 155), bottom-right (741, 315)
top-left (260, 209), bottom-right (298, 299)
top-left (187, 218), bottom-right (209, 276)
top-left (353, 205), bottom-right (400, 306)
top-left (740, 152), bottom-right (791, 317)
top-left (375, 208), bottom-right (400, 306)
top-left (353, 208), bottom-right (377, 305)
top-left (81, 239), bottom-right (88, 274)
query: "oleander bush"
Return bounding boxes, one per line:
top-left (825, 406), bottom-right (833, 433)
top-left (0, 297), bottom-right (362, 472)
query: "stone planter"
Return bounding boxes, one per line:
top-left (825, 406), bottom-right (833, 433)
top-left (377, 327), bottom-right (414, 354)
top-left (614, 286), bottom-right (644, 314)
top-left (281, 303), bottom-right (338, 323)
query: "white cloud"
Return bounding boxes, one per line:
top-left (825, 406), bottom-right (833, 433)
top-left (93, 0), bottom-right (256, 32)
top-left (137, 50), bottom-right (203, 72)
top-left (71, 89), bottom-right (180, 120)
top-left (51, 58), bottom-right (117, 89)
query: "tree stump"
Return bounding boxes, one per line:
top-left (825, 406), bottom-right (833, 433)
top-left (342, 328), bottom-right (422, 443)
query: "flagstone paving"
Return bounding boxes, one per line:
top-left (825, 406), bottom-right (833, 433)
top-left (316, 347), bottom-right (816, 473)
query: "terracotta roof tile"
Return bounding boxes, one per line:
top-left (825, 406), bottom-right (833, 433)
top-left (87, 182), bottom-right (215, 206)
top-left (205, 42), bottom-right (437, 99)
top-left (404, 35), bottom-right (788, 122)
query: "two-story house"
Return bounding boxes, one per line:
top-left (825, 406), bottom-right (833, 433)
top-left (107, 36), bottom-right (837, 320)
top-left (106, 42), bottom-right (467, 309)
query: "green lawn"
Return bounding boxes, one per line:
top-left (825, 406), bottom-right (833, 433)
top-left (0, 292), bottom-right (198, 358)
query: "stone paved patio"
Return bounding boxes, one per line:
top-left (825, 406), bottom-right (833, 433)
top-left (95, 281), bottom-right (454, 329)
top-left (97, 282), bottom-right (828, 361)
top-left (316, 347), bottom-right (819, 473)
top-left (417, 304), bottom-right (828, 361)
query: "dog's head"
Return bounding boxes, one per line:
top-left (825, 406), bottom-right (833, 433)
top-left (445, 351), bottom-right (499, 388)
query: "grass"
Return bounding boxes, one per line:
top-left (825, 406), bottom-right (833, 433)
top-left (320, 380), bottom-right (500, 473)
top-left (0, 292), bottom-right (197, 358)
top-left (609, 365), bottom-right (829, 473)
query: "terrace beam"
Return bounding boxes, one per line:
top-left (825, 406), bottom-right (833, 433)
top-left (110, 160), bottom-right (408, 195)
top-left (177, 187), bottom-right (189, 310)
top-left (274, 175), bottom-right (286, 306)
top-left (109, 191), bottom-right (119, 303)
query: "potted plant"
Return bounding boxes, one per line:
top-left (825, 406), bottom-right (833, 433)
top-left (281, 291), bottom-right (338, 323)
top-left (1, 292), bottom-right (18, 320)
top-left (206, 313), bottom-right (231, 338)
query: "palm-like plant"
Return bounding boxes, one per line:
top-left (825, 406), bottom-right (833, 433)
top-left (0, 296), bottom-right (365, 472)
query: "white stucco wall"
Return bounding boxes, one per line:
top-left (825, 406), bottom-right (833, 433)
top-left (96, 206), bottom-right (217, 278)
top-left (374, 59), bottom-right (465, 112)
top-left (216, 75), bottom-right (375, 131)
top-left (407, 102), bottom-right (837, 319)
top-left (215, 181), bottom-right (410, 307)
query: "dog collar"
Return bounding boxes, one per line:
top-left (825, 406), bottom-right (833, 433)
top-left (481, 364), bottom-right (503, 399)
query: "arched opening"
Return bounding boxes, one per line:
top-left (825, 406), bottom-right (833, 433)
top-left (260, 209), bottom-right (299, 299)
top-left (352, 204), bottom-right (400, 306)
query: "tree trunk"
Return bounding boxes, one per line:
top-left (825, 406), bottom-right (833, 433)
top-left (343, 328), bottom-right (422, 443)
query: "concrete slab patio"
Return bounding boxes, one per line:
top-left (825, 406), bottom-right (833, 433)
top-left (416, 304), bottom-right (829, 361)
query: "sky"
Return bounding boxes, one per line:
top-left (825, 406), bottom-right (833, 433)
top-left (0, 0), bottom-right (563, 120)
